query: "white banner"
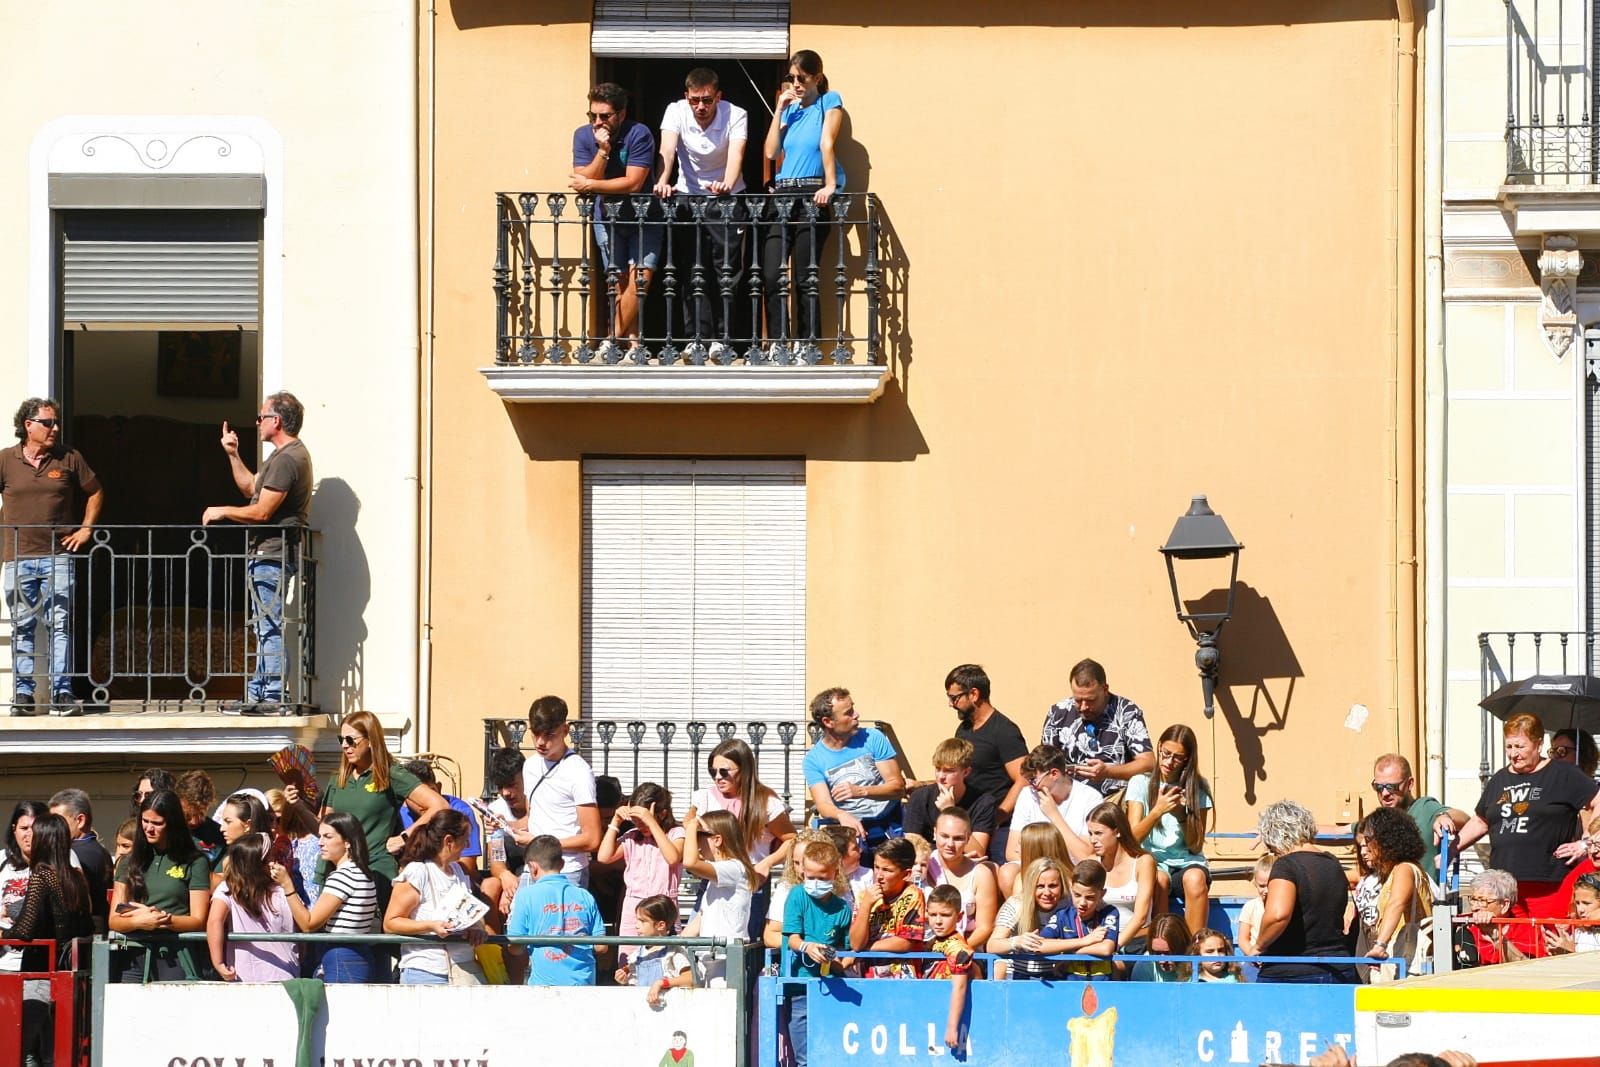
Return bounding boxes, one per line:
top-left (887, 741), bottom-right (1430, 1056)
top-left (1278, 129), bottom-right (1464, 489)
top-left (103, 984), bottom-right (738, 1066)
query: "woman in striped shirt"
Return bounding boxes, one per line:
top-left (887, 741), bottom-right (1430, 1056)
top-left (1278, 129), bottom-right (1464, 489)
top-left (270, 811), bottom-right (376, 982)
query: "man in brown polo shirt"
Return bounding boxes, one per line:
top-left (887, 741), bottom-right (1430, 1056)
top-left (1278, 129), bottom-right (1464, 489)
top-left (0, 397), bottom-right (103, 715)
top-left (201, 391), bottom-right (312, 715)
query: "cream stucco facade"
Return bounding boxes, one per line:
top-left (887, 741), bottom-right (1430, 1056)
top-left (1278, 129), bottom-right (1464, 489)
top-left (1431, 0), bottom-right (1596, 816)
top-left (0, 1), bottom-right (421, 802)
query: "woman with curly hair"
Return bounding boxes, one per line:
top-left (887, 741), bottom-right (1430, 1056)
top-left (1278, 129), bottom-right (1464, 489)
top-left (1354, 807), bottom-right (1433, 980)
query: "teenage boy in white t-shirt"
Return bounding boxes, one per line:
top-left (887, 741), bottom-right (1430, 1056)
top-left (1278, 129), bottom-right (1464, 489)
top-left (522, 696), bottom-right (601, 887)
top-left (999, 745), bottom-right (1101, 897)
top-left (653, 66), bottom-right (749, 360)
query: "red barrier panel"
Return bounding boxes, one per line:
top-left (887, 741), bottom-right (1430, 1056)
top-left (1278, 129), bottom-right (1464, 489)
top-left (0, 940), bottom-right (88, 1067)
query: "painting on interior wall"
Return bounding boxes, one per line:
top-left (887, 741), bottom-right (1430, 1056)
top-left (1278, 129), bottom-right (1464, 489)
top-left (156, 331), bottom-right (241, 399)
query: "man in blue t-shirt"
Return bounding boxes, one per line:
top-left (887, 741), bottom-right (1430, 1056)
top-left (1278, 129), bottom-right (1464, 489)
top-left (803, 687), bottom-right (905, 844)
top-left (570, 81), bottom-right (660, 356)
top-left (507, 835), bottom-right (607, 985)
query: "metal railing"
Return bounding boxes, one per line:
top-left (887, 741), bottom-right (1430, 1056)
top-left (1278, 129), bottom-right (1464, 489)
top-left (493, 192), bottom-right (882, 367)
top-left (1506, 0), bottom-right (1600, 183)
top-left (484, 716), bottom-right (816, 813)
top-left (0, 524), bottom-right (316, 712)
top-left (1476, 629), bottom-right (1592, 780)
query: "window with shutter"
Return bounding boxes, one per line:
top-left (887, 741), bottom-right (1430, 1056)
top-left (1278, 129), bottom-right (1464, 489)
top-left (581, 458), bottom-right (806, 813)
top-left (591, 1), bottom-right (789, 58)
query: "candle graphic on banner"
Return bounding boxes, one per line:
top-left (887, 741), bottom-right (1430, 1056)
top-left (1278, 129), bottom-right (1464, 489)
top-left (1066, 984), bottom-right (1117, 1067)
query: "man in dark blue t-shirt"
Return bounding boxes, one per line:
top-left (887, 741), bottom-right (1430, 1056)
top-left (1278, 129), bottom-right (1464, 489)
top-left (571, 82), bottom-right (660, 356)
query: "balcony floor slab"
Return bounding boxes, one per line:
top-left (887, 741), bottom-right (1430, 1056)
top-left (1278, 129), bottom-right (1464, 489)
top-left (481, 363), bottom-right (890, 404)
top-left (0, 708), bottom-right (340, 754)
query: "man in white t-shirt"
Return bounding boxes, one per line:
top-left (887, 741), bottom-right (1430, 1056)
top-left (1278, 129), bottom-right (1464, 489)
top-left (999, 744), bottom-right (1101, 897)
top-left (522, 695), bottom-right (601, 887)
top-left (653, 66), bottom-right (749, 361)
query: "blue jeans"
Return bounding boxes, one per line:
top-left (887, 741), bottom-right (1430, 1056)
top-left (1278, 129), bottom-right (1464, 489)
top-left (318, 946), bottom-right (372, 984)
top-left (399, 967), bottom-right (449, 985)
top-left (5, 555), bottom-right (75, 699)
top-left (787, 990), bottom-right (809, 1067)
top-left (246, 557), bottom-right (293, 702)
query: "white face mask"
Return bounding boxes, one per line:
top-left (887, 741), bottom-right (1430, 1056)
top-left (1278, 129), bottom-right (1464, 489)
top-left (803, 878), bottom-right (834, 900)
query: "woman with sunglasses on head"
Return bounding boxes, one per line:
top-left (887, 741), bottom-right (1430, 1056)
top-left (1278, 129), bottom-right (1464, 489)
top-left (688, 738), bottom-right (797, 938)
top-left (109, 790), bottom-right (211, 980)
top-left (286, 710), bottom-right (447, 896)
top-left (130, 768), bottom-right (176, 817)
top-left (759, 48), bottom-right (849, 357)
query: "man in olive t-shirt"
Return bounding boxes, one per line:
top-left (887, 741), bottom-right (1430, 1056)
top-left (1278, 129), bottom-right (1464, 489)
top-left (0, 397), bottom-right (103, 715)
top-left (202, 391), bottom-right (312, 715)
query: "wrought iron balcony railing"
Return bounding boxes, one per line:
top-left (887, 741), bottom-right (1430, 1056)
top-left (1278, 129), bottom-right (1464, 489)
top-left (0, 524), bottom-right (316, 713)
top-left (1476, 630), bottom-right (1594, 780)
top-left (483, 716), bottom-right (818, 814)
top-left (493, 192), bottom-right (881, 368)
top-left (1505, 0), bottom-right (1600, 184)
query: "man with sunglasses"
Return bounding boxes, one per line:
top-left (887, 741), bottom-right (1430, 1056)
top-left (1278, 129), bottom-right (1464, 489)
top-left (571, 82), bottom-right (660, 358)
top-left (654, 67), bottom-right (749, 362)
top-left (1371, 753), bottom-right (1468, 889)
top-left (0, 397), bottom-right (102, 715)
top-left (202, 392), bottom-right (312, 715)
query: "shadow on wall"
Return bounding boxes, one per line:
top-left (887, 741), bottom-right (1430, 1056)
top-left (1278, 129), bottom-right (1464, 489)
top-left (450, 0), bottom-right (1396, 31)
top-left (311, 477), bottom-right (369, 716)
top-left (1184, 583), bottom-right (1302, 805)
top-left (506, 380), bottom-right (928, 462)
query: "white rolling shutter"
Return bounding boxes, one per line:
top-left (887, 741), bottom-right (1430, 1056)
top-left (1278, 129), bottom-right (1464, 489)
top-left (591, 1), bottom-right (789, 58)
top-left (59, 210), bottom-right (261, 328)
top-left (582, 459), bottom-right (806, 813)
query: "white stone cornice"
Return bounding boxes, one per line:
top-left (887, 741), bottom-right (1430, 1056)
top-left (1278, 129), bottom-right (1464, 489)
top-left (481, 364), bottom-right (891, 404)
top-left (0, 712), bottom-right (354, 755)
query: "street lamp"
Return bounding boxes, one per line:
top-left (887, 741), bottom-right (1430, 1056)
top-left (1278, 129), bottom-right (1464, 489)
top-left (1158, 495), bottom-right (1244, 719)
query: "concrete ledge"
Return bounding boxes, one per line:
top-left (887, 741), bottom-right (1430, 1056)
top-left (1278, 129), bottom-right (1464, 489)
top-left (1500, 183), bottom-right (1600, 236)
top-left (481, 363), bottom-right (891, 404)
top-left (0, 711), bottom-right (339, 754)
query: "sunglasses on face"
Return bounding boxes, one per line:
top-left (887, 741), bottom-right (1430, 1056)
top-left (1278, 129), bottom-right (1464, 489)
top-left (255, 413), bottom-right (279, 424)
top-left (711, 766), bottom-right (736, 780)
top-left (1371, 781), bottom-right (1406, 795)
top-left (29, 418), bottom-right (59, 428)
top-left (586, 111), bottom-right (617, 122)
top-left (338, 734), bottom-right (363, 747)
top-left (1552, 745), bottom-right (1576, 758)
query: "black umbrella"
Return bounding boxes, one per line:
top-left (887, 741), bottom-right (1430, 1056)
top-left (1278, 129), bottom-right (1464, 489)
top-left (1478, 674), bottom-right (1600, 735)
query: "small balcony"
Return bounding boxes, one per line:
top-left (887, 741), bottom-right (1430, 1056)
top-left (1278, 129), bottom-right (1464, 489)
top-left (0, 524), bottom-right (318, 748)
top-left (1502, 0), bottom-right (1600, 230)
top-left (486, 192), bottom-right (889, 403)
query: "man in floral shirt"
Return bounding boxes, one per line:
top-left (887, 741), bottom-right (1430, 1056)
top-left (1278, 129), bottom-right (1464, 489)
top-left (1040, 658), bottom-right (1154, 799)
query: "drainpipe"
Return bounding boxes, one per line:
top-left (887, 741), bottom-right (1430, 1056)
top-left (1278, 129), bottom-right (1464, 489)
top-left (415, 0), bottom-right (437, 753)
top-left (1389, 0), bottom-right (1423, 771)
top-left (1420, 0), bottom-right (1447, 801)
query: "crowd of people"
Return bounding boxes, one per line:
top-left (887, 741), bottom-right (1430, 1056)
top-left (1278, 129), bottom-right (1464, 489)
top-left (2, 662), bottom-right (1598, 1063)
top-left (569, 50), bottom-right (849, 360)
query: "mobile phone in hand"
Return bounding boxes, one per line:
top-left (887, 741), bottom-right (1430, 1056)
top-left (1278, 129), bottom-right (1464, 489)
top-left (115, 903), bottom-right (138, 914)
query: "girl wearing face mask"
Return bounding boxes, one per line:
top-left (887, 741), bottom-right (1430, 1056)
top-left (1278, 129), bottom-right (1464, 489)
top-left (780, 839), bottom-right (852, 1067)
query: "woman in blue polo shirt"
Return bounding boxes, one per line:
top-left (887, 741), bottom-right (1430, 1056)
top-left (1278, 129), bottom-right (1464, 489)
top-left (760, 49), bottom-right (847, 355)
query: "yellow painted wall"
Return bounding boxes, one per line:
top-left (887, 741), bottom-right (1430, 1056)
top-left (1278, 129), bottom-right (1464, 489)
top-left (427, 1), bottom-right (1416, 833)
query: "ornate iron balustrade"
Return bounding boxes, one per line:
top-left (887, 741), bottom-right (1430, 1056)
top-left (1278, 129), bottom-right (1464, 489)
top-left (0, 524), bottom-right (316, 712)
top-left (1506, 0), bottom-right (1600, 183)
top-left (1476, 630), bottom-right (1594, 780)
top-left (493, 192), bottom-right (881, 367)
top-left (483, 716), bottom-right (818, 813)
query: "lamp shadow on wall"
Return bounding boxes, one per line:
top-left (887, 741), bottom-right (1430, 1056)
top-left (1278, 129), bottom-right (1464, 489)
top-left (1183, 582), bottom-right (1301, 805)
top-left (310, 477), bottom-right (369, 716)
